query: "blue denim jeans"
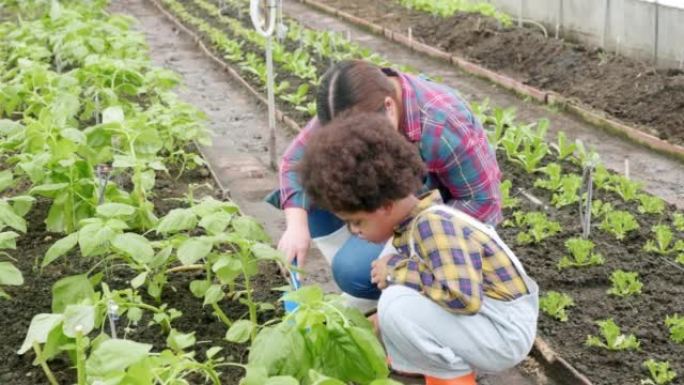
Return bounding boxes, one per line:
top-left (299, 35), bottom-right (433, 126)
top-left (308, 208), bottom-right (384, 300)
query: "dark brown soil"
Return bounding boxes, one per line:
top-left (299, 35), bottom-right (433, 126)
top-left (0, 163), bottom-right (286, 385)
top-left (315, 0), bottom-right (684, 146)
top-left (496, 153), bottom-right (684, 385)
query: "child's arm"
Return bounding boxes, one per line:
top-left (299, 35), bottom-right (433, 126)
top-left (387, 213), bottom-right (484, 314)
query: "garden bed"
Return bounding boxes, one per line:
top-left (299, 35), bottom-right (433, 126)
top-left (0, 165), bottom-right (286, 385)
top-left (306, 0), bottom-right (684, 147)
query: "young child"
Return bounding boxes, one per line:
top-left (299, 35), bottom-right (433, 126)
top-left (297, 113), bottom-right (539, 385)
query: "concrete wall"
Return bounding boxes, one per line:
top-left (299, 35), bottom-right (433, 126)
top-left (484, 0), bottom-right (684, 68)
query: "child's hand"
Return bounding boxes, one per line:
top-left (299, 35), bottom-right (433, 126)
top-left (371, 254), bottom-right (393, 290)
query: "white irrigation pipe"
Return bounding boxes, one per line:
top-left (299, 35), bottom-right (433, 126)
top-left (250, 0), bottom-right (280, 170)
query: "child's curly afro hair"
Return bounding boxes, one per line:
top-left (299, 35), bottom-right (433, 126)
top-left (298, 112), bottom-right (425, 213)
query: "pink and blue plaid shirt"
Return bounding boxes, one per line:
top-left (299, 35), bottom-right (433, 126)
top-left (272, 68), bottom-right (502, 225)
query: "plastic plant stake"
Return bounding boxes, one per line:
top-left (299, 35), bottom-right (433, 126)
top-left (283, 259), bottom-right (301, 313)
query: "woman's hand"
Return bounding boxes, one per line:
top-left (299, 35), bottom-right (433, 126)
top-left (278, 208), bottom-right (311, 266)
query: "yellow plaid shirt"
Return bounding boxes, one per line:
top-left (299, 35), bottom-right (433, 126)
top-left (387, 191), bottom-right (529, 314)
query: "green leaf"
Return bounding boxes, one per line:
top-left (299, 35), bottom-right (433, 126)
top-left (156, 208), bottom-right (197, 234)
top-left (79, 222), bottom-right (116, 257)
top-left (167, 329), bottom-right (196, 352)
top-left (86, 339), bottom-right (152, 378)
top-left (102, 106), bottom-right (124, 124)
top-left (251, 243), bottom-right (284, 261)
top-left (308, 370), bottom-right (347, 385)
top-left (240, 366), bottom-right (269, 385)
top-left (177, 237), bottom-right (212, 265)
top-left (0, 231), bottom-right (19, 249)
top-left (213, 254), bottom-right (242, 284)
top-left (96, 203), bottom-right (136, 218)
top-left (232, 216), bottom-right (270, 242)
top-left (199, 211), bottom-right (233, 234)
top-left (130, 272), bottom-right (147, 289)
top-left (248, 324), bottom-right (310, 378)
top-left (225, 319), bottom-right (254, 343)
top-left (0, 170), bottom-right (13, 193)
top-left (206, 346), bottom-right (222, 359)
top-left (43, 233), bottom-right (79, 268)
top-left (189, 279), bottom-right (211, 298)
top-left (283, 286), bottom-right (324, 307)
top-left (112, 233), bottom-right (154, 264)
top-left (0, 201), bottom-right (26, 233)
top-left (62, 304), bottom-right (96, 338)
top-left (18, 313), bottom-right (63, 354)
top-left (0, 261), bottom-right (23, 286)
top-left (29, 183), bottom-right (69, 198)
top-left (52, 274), bottom-right (94, 313)
top-left (127, 307), bottom-right (143, 323)
top-left (203, 284), bottom-right (224, 306)
top-left (61, 128), bottom-right (86, 145)
top-left (9, 196), bottom-right (36, 217)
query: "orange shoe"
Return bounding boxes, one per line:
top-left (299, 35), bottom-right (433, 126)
top-left (425, 372), bottom-right (476, 385)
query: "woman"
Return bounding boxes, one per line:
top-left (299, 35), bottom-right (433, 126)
top-left (266, 59), bottom-right (502, 305)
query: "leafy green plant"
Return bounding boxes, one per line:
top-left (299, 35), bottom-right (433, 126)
top-left (539, 291), bottom-right (574, 321)
top-left (607, 270), bottom-right (643, 297)
top-left (637, 194), bottom-right (665, 215)
top-left (600, 210), bottom-right (639, 240)
top-left (501, 179), bottom-right (519, 209)
top-left (552, 131), bottom-right (577, 160)
top-left (558, 238), bottom-right (604, 269)
top-left (510, 120), bottom-right (550, 174)
top-left (673, 213), bottom-right (684, 232)
top-left (665, 314), bottom-right (684, 344)
top-left (397, 0), bottom-right (512, 26)
top-left (551, 174), bottom-right (582, 208)
top-left (642, 359), bottom-right (677, 385)
top-left (280, 84), bottom-right (310, 106)
top-left (586, 318), bottom-right (640, 351)
top-left (591, 199), bottom-right (614, 218)
top-left (503, 211), bottom-right (562, 245)
top-left (486, 105), bottom-right (516, 148)
top-left (247, 286), bottom-right (390, 383)
top-left (605, 174), bottom-right (642, 201)
top-left (534, 163), bottom-right (562, 191)
top-left (643, 224), bottom-right (683, 256)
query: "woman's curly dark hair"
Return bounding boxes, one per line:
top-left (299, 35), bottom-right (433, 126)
top-left (298, 112), bottom-right (425, 213)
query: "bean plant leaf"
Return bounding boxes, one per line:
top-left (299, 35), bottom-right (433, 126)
top-left (0, 261), bottom-right (23, 286)
top-left (63, 304), bottom-right (96, 338)
top-left (0, 170), bottom-right (13, 193)
top-left (0, 201), bottom-right (26, 233)
top-left (177, 237), bottom-right (212, 265)
top-left (18, 313), bottom-right (63, 354)
top-left (226, 319), bottom-right (254, 343)
top-left (96, 203), bottom-right (136, 218)
top-left (156, 208), bottom-right (197, 234)
top-left (43, 233), bottom-right (79, 268)
top-left (112, 233), bottom-right (154, 264)
top-left (0, 231), bottom-right (19, 249)
top-left (86, 339), bottom-right (152, 378)
top-left (52, 274), bottom-right (95, 313)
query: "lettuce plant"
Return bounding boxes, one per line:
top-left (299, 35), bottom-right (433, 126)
top-left (673, 213), bottom-right (684, 232)
top-left (665, 314), bottom-right (684, 344)
top-left (504, 211), bottom-right (562, 245)
top-left (607, 270), bottom-right (643, 297)
top-left (501, 179), bottom-right (520, 209)
top-left (642, 359), bottom-right (677, 385)
top-left (605, 175), bottom-right (642, 202)
top-left (558, 238), bottom-right (604, 269)
top-left (586, 319), bottom-right (640, 351)
top-left (637, 194), bottom-right (665, 215)
top-left (534, 163), bottom-right (562, 191)
top-left (591, 199), bottom-right (613, 218)
top-left (539, 291), bottom-right (574, 322)
top-left (552, 131), bottom-right (577, 160)
top-left (644, 225), bottom-right (684, 257)
top-left (600, 210), bottom-right (639, 240)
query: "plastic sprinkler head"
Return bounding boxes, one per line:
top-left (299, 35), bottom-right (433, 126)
top-left (108, 300), bottom-right (120, 321)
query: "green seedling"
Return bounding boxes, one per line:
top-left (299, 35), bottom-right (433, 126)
top-left (637, 194), bottom-right (665, 215)
top-left (534, 163), bottom-right (563, 191)
top-left (539, 291), bottom-right (574, 322)
top-left (600, 210), bottom-right (639, 240)
top-left (673, 213), bottom-right (684, 232)
top-left (552, 131), bottom-right (577, 160)
top-left (665, 314), bottom-right (684, 344)
top-left (642, 359), bottom-right (677, 385)
top-left (643, 225), bottom-right (682, 255)
top-left (607, 270), bottom-right (643, 297)
top-left (504, 211), bottom-right (561, 245)
top-left (591, 199), bottom-right (613, 218)
top-left (586, 318), bottom-right (640, 351)
top-left (605, 174), bottom-right (642, 202)
top-left (501, 180), bottom-right (520, 209)
top-left (558, 238), bottom-right (604, 269)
